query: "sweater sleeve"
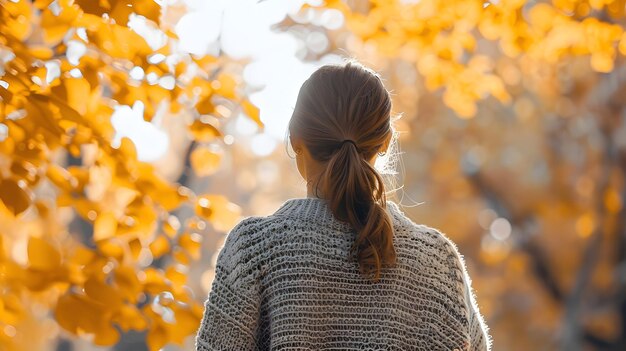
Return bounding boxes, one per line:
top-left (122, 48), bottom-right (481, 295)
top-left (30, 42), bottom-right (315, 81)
top-left (460, 259), bottom-right (491, 351)
top-left (195, 218), bottom-right (261, 351)
top-left (441, 236), bottom-right (493, 351)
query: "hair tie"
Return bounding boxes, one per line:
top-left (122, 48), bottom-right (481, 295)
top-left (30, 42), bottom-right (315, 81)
top-left (341, 139), bottom-right (358, 148)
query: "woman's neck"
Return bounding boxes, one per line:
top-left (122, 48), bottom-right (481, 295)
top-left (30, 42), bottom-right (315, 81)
top-left (306, 185), bottom-right (322, 199)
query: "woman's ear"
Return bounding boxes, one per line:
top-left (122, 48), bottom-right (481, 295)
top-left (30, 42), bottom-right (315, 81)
top-left (290, 135), bottom-right (303, 155)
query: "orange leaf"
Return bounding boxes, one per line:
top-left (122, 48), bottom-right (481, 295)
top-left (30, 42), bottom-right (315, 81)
top-left (140, 268), bottom-right (169, 294)
top-left (133, 0), bottom-right (162, 24)
top-left (149, 235), bottom-right (171, 259)
top-left (0, 178), bottom-right (32, 216)
top-left (114, 266), bottom-right (142, 303)
top-left (55, 294), bottom-right (105, 334)
top-left (1, 0), bottom-right (34, 41)
top-left (195, 95), bottom-right (215, 115)
top-left (146, 320), bottom-right (168, 351)
top-left (113, 304), bottom-right (147, 331)
top-left (128, 238), bottom-right (143, 261)
top-left (40, 2), bottom-right (80, 44)
top-left (188, 119), bottom-right (222, 142)
top-left (165, 306), bottom-right (201, 345)
top-left (84, 276), bottom-right (123, 309)
top-left (97, 239), bottom-right (125, 261)
top-left (93, 320), bottom-right (120, 346)
top-left (190, 147), bottom-right (222, 177)
top-left (28, 237), bottom-right (61, 271)
top-left (46, 164), bottom-right (78, 192)
top-left (165, 266), bottom-right (187, 288)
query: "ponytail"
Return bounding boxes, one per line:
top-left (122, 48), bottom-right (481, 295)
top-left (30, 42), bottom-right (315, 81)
top-left (318, 139), bottom-right (396, 283)
top-left (288, 60), bottom-right (397, 283)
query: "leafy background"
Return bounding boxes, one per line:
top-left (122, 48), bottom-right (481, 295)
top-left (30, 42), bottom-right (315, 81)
top-left (1, 0), bottom-right (625, 350)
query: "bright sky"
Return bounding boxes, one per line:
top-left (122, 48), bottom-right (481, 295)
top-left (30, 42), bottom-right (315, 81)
top-left (111, 0), bottom-right (344, 161)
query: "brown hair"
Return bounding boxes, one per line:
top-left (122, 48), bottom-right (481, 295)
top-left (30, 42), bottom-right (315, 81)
top-left (287, 59), bottom-right (397, 283)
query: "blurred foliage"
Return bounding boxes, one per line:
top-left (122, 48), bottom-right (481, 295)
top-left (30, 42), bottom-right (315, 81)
top-left (0, 0), bottom-right (261, 350)
top-left (288, 0), bottom-right (626, 350)
top-left (309, 0), bottom-right (626, 117)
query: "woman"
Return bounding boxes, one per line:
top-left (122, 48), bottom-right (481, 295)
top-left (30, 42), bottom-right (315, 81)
top-left (195, 60), bottom-right (492, 350)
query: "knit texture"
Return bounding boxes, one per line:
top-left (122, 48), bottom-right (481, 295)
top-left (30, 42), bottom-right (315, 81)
top-left (195, 197), bottom-right (492, 350)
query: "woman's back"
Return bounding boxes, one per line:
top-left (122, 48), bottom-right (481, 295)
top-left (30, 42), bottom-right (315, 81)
top-left (195, 198), bottom-right (492, 350)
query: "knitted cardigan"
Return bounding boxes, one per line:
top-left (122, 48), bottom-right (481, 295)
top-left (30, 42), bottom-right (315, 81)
top-left (195, 197), bottom-right (492, 350)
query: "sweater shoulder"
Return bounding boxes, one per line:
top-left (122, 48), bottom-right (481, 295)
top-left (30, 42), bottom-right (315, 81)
top-left (221, 212), bottom-right (301, 258)
top-left (386, 200), bottom-right (466, 267)
top-left (222, 215), bottom-right (283, 250)
top-left (386, 201), bottom-right (449, 242)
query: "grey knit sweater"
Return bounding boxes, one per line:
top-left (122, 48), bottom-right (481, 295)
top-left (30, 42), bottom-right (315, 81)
top-left (195, 197), bottom-right (492, 350)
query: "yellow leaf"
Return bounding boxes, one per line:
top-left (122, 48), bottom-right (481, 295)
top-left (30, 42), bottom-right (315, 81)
top-left (146, 320), bottom-right (168, 351)
top-left (46, 164), bottom-right (78, 192)
top-left (84, 276), bottom-right (123, 308)
top-left (128, 238), bottom-right (143, 261)
top-left (135, 164), bottom-right (190, 211)
top-left (40, 2), bottom-right (80, 44)
top-left (195, 196), bottom-right (213, 219)
top-left (149, 235), bottom-right (171, 259)
top-left (163, 215), bottom-right (181, 238)
top-left (114, 304), bottom-right (147, 331)
top-left (93, 320), bottom-right (120, 346)
top-left (188, 119), bottom-right (222, 142)
top-left (178, 232), bottom-right (202, 260)
top-left (241, 99), bottom-right (264, 129)
top-left (214, 73), bottom-right (237, 99)
top-left (165, 266), bottom-right (187, 287)
top-left (28, 46), bottom-right (54, 60)
top-left (195, 194), bottom-right (241, 232)
top-left (64, 77), bottom-right (91, 115)
top-left (165, 306), bottom-right (200, 345)
top-left (190, 147), bottom-right (222, 177)
top-left (27, 237), bottom-right (61, 271)
top-left (94, 211), bottom-right (118, 241)
top-left (0, 292), bottom-right (25, 325)
top-left (1, 0), bottom-right (33, 41)
top-left (172, 247), bottom-right (190, 266)
top-left (55, 294), bottom-right (104, 334)
top-left (114, 266), bottom-right (142, 303)
top-left (140, 268), bottom-right (169, 294)
top-left (87, 21), bottom-right (153, 59)
top-left (97, 239), bottom-right (125, 260)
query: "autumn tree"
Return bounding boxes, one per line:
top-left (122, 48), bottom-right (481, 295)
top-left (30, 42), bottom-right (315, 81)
top-left (0, 1), bottom-right (261, 350)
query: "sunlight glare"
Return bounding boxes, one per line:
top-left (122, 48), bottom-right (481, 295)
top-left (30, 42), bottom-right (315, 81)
top-left (111, 101), bottom-right (170, 162)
